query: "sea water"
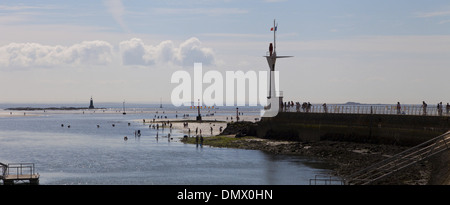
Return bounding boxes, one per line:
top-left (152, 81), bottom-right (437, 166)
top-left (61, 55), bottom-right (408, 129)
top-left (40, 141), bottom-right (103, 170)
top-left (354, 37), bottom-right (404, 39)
top-left (0, 104), bottom-right (335, 185)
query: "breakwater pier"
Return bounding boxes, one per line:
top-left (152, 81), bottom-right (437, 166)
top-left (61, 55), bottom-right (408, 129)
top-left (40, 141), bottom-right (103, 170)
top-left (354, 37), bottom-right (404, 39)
top-left (257, 104), bottom-right (450, 146)
top-left (217, 104), bottom-right (450, 184)
top-left (247, 103), bottom-right (450, 184)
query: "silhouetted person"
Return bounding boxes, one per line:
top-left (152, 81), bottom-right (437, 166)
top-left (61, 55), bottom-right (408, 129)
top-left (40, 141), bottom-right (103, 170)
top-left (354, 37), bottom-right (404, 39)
top-left (269, 43), bottom-right (273, 56)
top-left (447, 103), bottom-right (450, 115)
top-left (195, 135), bottom-right (199, 147)
top-left (422, 101), bottom-right (427, 116)
top-left (200, 135), bottom-right (204, 146)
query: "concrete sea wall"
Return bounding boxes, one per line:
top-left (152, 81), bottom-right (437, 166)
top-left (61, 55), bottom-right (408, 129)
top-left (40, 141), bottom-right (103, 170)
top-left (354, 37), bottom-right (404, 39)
top-left (257, 112), bottom-right (450, 146)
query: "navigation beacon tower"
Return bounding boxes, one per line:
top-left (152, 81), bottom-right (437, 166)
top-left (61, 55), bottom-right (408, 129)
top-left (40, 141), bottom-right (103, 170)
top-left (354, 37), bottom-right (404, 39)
top-left (89, 97), bottom-right (95, 109)
top-left (262, 19), bottom-right (293, 118)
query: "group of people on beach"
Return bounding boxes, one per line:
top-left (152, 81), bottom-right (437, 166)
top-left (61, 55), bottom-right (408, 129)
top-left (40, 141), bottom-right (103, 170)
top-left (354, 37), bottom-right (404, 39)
top-left (147, 120), bottom-right (173, 131)
top-left (183, 128), bottom-right (204, 147)
top-left (186, 125), bottom-right (218, 137)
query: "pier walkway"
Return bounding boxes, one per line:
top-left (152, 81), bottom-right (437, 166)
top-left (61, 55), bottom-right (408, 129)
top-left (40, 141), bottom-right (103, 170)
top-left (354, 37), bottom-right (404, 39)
top-left (1, 163), bottom-right (39, 185)
top-left (281, 103), bottom-right (450, 117)
top-left (345, 131), bottom-right (450, 185)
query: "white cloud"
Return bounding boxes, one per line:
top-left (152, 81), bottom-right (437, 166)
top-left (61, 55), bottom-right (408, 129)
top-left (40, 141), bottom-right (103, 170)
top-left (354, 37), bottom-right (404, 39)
top-left (200, 33), bottom-right (268, 39)
top-left (264, 0), bottom-right (288, 2)
top-left (0, 37), bottom-right (216, 69)
top-left (153, 7), bottom-right (248, 16)
top-left (438, 19), bottom-right (450, 24)
top-left (0, 41), bottom-right (114, 69)
top-left (0, 4), bottom-right (61, 25)
top-left (175, 37), bottom-right (215, 66)
top-left (119, 37), bottom-right (215, 67)
top-left (0, 15), bottom-right (29, 24)
top-left (119, 38), bottom-right (151, 65)
top-left (103, 0), bottom-right (130, 32)
top-left (416, 10), bottom-right (450, 18)
top-left (0, 5), bottom-right (59, 11)
top-left (291, 35), bottom-right (450, 54)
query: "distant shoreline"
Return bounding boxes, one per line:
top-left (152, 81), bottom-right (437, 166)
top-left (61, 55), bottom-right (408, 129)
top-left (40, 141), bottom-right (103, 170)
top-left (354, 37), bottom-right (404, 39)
top-left (4, 107), bottom-right (106, 111)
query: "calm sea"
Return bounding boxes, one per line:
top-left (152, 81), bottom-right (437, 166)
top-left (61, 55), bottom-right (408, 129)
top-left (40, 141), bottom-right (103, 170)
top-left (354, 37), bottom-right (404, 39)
top-left (0, 103), bottom-right (335, 185)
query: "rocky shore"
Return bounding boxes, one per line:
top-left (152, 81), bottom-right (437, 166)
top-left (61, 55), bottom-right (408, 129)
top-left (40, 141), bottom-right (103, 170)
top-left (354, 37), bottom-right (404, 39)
top-left (182, 135), bottom-right (435, 185)
top-left (181, 121), bottom-right (450, 185)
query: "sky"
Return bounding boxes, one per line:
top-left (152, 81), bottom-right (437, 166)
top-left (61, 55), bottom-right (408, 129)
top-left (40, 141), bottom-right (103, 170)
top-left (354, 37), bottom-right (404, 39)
top-left (0, 0), bottom-right (450, 105)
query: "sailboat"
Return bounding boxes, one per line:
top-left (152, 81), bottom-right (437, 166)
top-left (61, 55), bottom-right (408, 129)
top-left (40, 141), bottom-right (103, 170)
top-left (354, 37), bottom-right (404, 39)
top-left (122, 100), bottom-right (126, 115)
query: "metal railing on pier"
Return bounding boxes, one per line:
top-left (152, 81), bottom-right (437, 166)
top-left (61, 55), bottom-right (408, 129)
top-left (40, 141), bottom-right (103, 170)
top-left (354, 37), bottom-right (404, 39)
top-left (4, 163), bottom-right (37, 179)
top-left (345, 131), bottom-right (450, 185)
top-left (0, 162), bottom-right (7, 180)
top-left (309, 174), bottom-right (344, 185)
top-left (281, 104), bottom-right (450, 117)
top-left (0, 162), bottom-right (39, 185)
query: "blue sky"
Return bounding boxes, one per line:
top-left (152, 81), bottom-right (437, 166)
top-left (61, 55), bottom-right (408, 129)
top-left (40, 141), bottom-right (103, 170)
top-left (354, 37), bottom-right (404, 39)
top-left (1, 0), bottom-right (450, 104)
top-left (4, 0), bottom-right (449, 39)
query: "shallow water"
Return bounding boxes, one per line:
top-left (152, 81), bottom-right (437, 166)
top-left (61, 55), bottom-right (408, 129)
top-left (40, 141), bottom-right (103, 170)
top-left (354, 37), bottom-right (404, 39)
top-left (0, 107), bottom-right (335, 185)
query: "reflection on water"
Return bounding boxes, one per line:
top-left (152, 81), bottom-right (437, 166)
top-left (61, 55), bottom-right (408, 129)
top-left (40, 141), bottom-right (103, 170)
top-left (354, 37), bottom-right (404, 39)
top-left (0, 109), bottom-right (334, 185)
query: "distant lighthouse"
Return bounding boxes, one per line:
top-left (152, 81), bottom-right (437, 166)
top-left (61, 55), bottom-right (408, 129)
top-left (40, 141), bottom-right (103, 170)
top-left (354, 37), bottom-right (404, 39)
top-left (89, 97), bottom-right (95, 109)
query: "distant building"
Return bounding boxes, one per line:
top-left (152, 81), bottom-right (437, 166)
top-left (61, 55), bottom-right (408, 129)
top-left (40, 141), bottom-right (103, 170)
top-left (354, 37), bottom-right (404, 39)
top-left (89, 97), bottom-right (95, 109)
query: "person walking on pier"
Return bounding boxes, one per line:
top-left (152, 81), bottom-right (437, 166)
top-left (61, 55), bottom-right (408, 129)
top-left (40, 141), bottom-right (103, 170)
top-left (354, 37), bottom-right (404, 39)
top-left (422, 101), bottom-right (427, 116)
top-left (397, 102), bottom-right (401, 115)
top-left (438, 102), bottom-right (443, 116)
top-left (323, 103), bottom-right (328, 113)
top-left (446, 103), bottom-right (450, 115)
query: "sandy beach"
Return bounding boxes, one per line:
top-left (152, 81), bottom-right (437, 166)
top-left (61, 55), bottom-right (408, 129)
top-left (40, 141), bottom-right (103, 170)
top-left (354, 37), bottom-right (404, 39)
top-left (142, 112), bottom-right (261, 137)
top-left (0, 110), bottom-right (41, 117)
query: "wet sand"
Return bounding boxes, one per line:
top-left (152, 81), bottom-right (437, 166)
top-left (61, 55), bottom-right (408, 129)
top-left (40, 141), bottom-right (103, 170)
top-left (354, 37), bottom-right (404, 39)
top-left (0, 111), bottom-right (41, 117)
top-left (143, 113), bottom-right (260, 137)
